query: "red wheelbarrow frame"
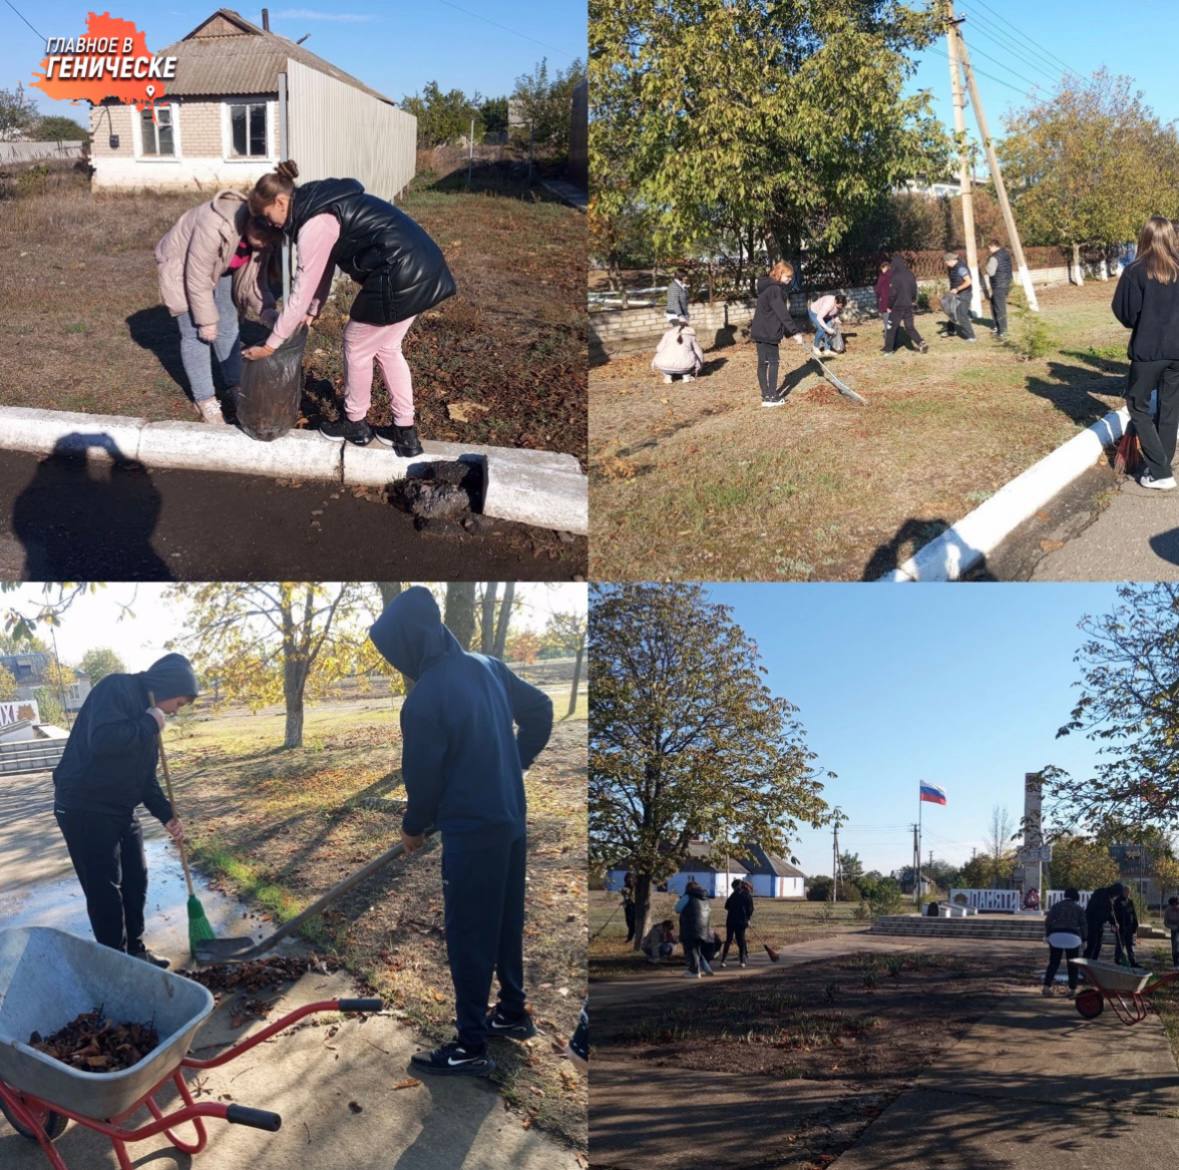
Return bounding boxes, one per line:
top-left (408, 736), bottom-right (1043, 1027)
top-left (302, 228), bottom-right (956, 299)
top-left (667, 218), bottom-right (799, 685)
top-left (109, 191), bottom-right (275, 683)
top-left (0, 996), bottom-right (380, 1170)
top-left (1073, 966), bottom-right (1179, 1025)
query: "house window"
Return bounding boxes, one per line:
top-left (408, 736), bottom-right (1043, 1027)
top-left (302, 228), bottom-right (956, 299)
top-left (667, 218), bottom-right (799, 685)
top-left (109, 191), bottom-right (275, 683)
top-left (229, 102), bottom-right (268, 158)
top-left (140, 105), bottom-right (174, 156)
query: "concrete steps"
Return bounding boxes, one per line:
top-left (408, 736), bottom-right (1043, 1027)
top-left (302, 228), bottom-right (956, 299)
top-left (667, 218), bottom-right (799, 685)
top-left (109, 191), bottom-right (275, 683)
top-left (871, 915), bottom-right (1046, 941)
top-left (0, 738), bottom-right (66, 776)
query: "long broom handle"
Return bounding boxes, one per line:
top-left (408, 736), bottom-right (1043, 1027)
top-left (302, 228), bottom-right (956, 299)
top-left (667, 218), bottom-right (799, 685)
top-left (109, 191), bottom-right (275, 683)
top-left (149, 692), bottom-right (196, 899)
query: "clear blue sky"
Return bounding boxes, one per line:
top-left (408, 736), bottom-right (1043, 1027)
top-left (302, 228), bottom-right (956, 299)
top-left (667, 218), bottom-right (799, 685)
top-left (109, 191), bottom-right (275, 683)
top-left (704, 583), bottom-right (1124, 880)
top-left (905, 0), bottom-right (1179, 148)
top-left (2, 1), bottom-right (585, 120)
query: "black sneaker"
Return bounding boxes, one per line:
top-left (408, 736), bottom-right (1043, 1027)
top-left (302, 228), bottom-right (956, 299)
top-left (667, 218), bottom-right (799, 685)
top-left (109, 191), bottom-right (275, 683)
top-left (374, 424), bottom-right (424, 457)
top-left (410, 1041), bottom-right (495, 1078)
top-left (319, 417), bottom-right (373, 445)
top-left (130, 948), bottom-right (169, 969)
top-left (567, 1002), bottom-right (588, 1065)
top-left (485, 1007), bottom-right (537, 1041)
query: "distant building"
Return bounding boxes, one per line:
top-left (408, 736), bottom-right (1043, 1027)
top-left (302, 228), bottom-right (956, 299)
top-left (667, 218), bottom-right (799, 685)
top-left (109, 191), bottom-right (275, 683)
top-left (0, 653), bottom-right (91, 712)
top-left (606, 840), bottom-right (804, 899)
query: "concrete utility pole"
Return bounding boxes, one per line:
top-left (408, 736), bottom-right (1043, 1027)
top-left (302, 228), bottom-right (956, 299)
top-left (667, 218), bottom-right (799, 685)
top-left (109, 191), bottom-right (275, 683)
top-left (947, 18), bottom-right (982, 315)
top-left (912, 823), bottom-right (920, 909)
top-left (949, 2), bottom-right (1040, 310)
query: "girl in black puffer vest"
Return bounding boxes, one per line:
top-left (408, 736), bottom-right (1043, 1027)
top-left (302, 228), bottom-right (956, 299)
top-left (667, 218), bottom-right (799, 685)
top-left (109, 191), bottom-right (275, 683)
top-left (244, 160), bottom-right (456, 455)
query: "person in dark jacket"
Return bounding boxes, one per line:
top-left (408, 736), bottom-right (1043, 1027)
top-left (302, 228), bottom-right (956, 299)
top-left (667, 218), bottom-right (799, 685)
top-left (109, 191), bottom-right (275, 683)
top-left (1083, 882), bottom-right (1123, 960)
top-left (749, 260), bottom-right (806, 406)
top-left (719, 877), bottom-right (754, 968)
top-left (943, 252), bottom-right (976, 341)
top-left (1041, 888), bottom-right (1086, 997)
top-left (244, 160), bottom-right (457, 456)
top-left (985, 239), bottom-right (1013, 339)
top-left (874, 259), bottom-right (892, 341)
top-left (666, 270), bottom-right (690, 324)
top-left (882, 254), bottom-right (928, 355)
top-left (1111, 215), bottom-right (1179, 490)
top-left (675, 880), bottom-right (714, 977)
top-left (53, 653), bottom-right (197, 967)
top-left (1113, 891), bottom-right (1139, 967)
top-left (368, 587), bottom-right (553, 1078)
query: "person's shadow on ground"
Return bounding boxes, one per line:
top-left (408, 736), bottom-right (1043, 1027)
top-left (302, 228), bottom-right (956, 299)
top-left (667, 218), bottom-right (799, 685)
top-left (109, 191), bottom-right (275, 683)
top-left (1026, 355), bottom-right (1124, 428)
top-left (861, 516), bottom-right (997, 580)
top-left (10, 434), bottom-right (171, 580)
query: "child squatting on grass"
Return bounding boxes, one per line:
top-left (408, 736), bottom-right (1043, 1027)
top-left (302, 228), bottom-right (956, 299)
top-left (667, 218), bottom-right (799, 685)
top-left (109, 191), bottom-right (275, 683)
top-left (242, 159), bottom-right (457, 457)
top-left (155, 191), bottom-right (282, 425)
top-left (808, 292), bottom-right (847, 357)
top-left (651, 319), bottom-right (705, 384)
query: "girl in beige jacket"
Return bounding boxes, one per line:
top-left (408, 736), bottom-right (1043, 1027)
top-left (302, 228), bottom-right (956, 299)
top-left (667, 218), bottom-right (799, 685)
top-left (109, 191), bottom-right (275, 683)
top-left (155, 190), bottom-right (280, 424)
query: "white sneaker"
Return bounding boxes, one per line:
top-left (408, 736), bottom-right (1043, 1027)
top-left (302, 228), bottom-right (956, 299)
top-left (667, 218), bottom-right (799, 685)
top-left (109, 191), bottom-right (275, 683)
top-left (196, 398), bottom-right (227, 425)
top-left (682, 374), bottom-right (695, 382)
top-left (761, 398), bottom-right (786, 408)
top-left (663, 374), bottom-right (673, 384)
top-left (1040, 985), bottom-right (1053, 997)
top-left (1140, 473), bottom-right (1177, 491)
top-left (811, 344), bottom-right (824, 358)
top-left (739, 961), bottom-right (747, 968)
top-left (718, 960), bottom-right (727, 968)
top-left (682, 970), bottom-right (701, 979)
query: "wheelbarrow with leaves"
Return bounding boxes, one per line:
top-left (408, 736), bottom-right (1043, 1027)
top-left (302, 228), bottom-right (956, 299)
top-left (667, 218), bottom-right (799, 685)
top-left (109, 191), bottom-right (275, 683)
top-left (1069, 956), bottom-right (1179, 1024)
top-left (0, 927), bottom-right (380, 1169)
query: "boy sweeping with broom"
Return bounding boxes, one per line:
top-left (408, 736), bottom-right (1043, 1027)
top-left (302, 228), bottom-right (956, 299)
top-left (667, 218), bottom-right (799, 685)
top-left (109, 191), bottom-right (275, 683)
top-left (52, 653), bottom-right (198, 968)
top-left (369, 588), bottom-right (553, 1077)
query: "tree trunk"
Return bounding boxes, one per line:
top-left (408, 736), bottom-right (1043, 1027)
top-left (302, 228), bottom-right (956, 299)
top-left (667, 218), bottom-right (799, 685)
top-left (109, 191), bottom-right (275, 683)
top-left (1070, 242), bottom-right (1084, 286)
top-left (566, 635), bottom-right (585, 717)
top-left (493, 582), bottom-right (515, 658)
top-left (444, 582), bottom-right (477, 650)
top-left (376, 583), bottom-right (411, 698)
top-left (632, 873), bottom-right (653, 951)
top-left (481, 584), bottom-right (498, 653)
top-left (283, 660), bottom-right (306, 749)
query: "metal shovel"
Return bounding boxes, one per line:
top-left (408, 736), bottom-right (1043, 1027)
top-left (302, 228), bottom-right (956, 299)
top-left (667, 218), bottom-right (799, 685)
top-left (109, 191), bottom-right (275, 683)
top-left (193, 832), bottom-right (433, 965)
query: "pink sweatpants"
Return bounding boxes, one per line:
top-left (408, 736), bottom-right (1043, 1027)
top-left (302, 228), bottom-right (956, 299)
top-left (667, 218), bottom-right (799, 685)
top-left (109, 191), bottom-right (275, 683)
top-left (343, 316), bottom-right (417, 426)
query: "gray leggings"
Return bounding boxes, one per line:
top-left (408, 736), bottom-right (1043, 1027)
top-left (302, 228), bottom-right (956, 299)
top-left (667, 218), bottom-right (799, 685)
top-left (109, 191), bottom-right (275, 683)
top-left (176, 271), bottom-right (242, 402)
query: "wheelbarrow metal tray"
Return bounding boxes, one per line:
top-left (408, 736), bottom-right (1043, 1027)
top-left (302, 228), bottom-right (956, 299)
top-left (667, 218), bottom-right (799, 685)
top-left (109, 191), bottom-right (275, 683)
top-left (0, 927), bottom-right (214, 1120)
top-left (1071, 957), bottom-right (1155, 994)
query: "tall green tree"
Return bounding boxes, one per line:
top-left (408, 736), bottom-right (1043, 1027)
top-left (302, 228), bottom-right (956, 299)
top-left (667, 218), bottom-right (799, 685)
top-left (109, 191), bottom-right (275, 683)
top-left (36, 114), bottom-right (88, 142)
top-left (511, 57), bottom-right (586, 150)
top-left (0, 666), bottom-right (16, 701)
top-left (0, 84), bottom-right (39, 138)
top-left (1047, 583), bottom-right (1179, 829)
top-left (1046, 833), bottom-right (1119, 891)
top-left (590, 583), bottom-right (830, 946)
top-left (402, 81), bottom-right (481, 148)
top-left (589, 0), bottom-right (947, 267)
top-left (80, 647), bottom-right (125, 684)
top-left (1000, 71), bottom-right (1179, 266)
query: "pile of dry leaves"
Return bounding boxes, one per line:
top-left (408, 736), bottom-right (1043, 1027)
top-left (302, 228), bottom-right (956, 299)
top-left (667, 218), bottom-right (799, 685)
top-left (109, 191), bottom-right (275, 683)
top-left (30, 1012), bottom-right (159, 1071)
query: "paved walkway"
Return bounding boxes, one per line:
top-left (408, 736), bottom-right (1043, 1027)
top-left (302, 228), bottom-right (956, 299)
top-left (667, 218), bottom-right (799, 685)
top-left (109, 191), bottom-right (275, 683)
top-left (0, 772), bottom-right (579, 1170)
top-left (591, 933), bottom-right (1179, 1168)
top-left (1032, 474), bottom-right (1179, 579)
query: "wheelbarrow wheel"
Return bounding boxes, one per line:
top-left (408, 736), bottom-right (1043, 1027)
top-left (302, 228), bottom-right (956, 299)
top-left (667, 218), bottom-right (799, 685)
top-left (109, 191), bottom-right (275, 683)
top-left (1075, 988), bottom-right (1104, 1020)
top-left (0, 1095), bottom-right (68, 1141)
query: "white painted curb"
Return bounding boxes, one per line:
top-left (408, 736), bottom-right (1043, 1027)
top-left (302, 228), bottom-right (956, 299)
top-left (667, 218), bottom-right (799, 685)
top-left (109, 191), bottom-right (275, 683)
top-left (0, 406), bottom-right (588, 535)
top-left (881, 406), bottom-right (1129, 582)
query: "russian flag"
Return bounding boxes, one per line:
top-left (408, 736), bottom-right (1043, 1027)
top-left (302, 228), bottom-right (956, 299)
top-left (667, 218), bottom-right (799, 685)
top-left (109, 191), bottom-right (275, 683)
top-left (919, 782), bottom-right (947, 806)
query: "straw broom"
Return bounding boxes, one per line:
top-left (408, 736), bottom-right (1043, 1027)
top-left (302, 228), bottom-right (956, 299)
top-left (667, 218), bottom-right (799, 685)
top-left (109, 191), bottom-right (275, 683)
top-left (150, 693), bottom-right (216, 956)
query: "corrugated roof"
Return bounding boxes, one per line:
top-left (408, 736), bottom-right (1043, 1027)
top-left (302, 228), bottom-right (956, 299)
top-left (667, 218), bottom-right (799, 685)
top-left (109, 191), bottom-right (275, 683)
top-left (158, 9), bottom-right (394, 105)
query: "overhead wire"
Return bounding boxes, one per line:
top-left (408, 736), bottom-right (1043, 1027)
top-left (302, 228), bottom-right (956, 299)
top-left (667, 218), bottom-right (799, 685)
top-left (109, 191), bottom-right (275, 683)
top-left (963, 0), bottom-right (1080, 80)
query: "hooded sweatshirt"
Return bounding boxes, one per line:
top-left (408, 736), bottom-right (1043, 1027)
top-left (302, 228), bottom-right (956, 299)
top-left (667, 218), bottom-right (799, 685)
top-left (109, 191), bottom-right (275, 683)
top-left (652, 323), bottom-right (705, 375)
top-left (887, 256), bottom-right (918, 310)
top-left (369, 588), bottom-right (553, 838)
top-left (53, 654), bottom-right (199, 823)
top-left (1111, 258), bottom-right (1179, 362)
top-left (749, 276), bottom-right (801, 344)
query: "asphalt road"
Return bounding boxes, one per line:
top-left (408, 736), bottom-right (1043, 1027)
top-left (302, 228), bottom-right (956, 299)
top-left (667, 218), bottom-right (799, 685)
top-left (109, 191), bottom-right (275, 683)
top-left (0, 450), bottom-right (585, 581)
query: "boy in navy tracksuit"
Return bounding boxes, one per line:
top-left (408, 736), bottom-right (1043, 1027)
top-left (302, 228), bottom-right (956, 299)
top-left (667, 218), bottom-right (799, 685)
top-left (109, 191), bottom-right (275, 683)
top-left (369, 588), bottom-right (554, 1077)
top-left (53, 653), bottom-right (198, 967)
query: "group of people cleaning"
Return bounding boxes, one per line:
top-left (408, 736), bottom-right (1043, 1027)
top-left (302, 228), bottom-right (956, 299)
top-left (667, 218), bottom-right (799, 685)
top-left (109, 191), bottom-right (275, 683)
top-left (47, 589), bottom-right (584, 1077)
top-left (621, 875), bottom-right (757, 977)
top-left (154, 159), bottom-right (456, 457)
top-left (1039, 882), bottom-right (1179, 997)
top-left (652, 241), bottom-right (1016, 407)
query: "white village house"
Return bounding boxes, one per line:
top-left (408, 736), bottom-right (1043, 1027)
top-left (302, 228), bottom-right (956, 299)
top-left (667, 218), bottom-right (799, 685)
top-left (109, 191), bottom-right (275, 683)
top-left (88, 7), bottom-right (416, 199)
top-left (606, 841), bottom-right (806, 900)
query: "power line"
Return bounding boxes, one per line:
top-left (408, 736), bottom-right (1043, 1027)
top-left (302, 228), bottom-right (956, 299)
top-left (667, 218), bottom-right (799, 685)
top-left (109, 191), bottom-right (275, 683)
top-left (955, 4), bottom-right (1071, 82)
top-left (432, 0), bottom-right (581, 62)
top-left (2, 0), bottom-right (43, 41)
top-left (945, 45), bottom-right (1033, 99)
top-left (963, 0), bottom-right (1079, 80)
top-left (960, 39), bottom-right (1046, 95)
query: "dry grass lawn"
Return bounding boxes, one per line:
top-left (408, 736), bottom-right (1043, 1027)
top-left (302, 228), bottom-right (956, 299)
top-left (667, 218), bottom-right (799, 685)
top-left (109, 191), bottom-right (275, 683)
top-left (589, 281), bottom-right (1129, 580)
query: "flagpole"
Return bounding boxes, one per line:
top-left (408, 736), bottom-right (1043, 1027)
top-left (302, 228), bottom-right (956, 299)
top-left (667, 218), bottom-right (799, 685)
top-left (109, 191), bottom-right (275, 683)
top-left (917, 783), bottom-right (923, 912)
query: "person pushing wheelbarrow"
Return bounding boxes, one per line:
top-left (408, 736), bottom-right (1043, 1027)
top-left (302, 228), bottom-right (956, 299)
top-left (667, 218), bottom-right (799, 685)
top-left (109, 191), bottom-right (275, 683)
top-left (52, 654), bottom-right (198, 969)
top-left (368, 587), bottom-right (553, 1077)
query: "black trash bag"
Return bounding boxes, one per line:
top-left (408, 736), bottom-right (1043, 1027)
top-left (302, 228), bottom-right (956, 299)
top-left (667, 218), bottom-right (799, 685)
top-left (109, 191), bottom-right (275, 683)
top-left (234, 326), bottom-right (308, 442)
